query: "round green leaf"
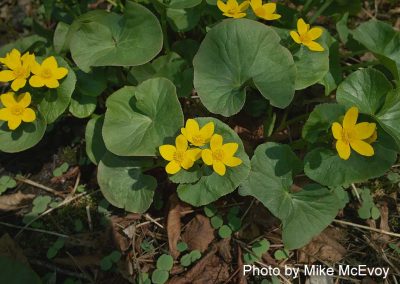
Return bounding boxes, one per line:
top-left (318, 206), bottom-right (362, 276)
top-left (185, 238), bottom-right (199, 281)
top-left (227, 215), bottom-right (241, 232)
top-left (33, 56), bottom-right (76, 124)
top-left (97, 152), bottom-right (157, 213)
top-left (167, 7), bottom-right (202, 33)
top-left (240, 143), bottom-right (341, 249)
top-left (176, 242), bottom-right (188, 252)
top-left (109, 251), bottom-right (122, 262)
top-left (69, 92), bottom-right (97, 118)
top-left (156, 254), bottom-right (173, 271)
top-left (100, 257), bottom-right (112, 271)
top-left (274, 249), bottom-right (289, 260)
top-left (103, 78), bottom-right (183, 156)
top-left (70, 2), bottom-right (163, 72)
top-left (0, 256), bottom-right (41, 284)
top-left (252, 239), bottom-right (270, 258)
top-left (218, 225), bottom-right (232, 238)
top-left (193, 19), bottom-right (296, 116)
top-left (203, 204), bottom-right (217, 217)
top-left (151, 269), bottom-right (169, 284)
top-left (180, 253), bottom-right (192, 267)
top-left (177, 118), bottom-right (250, 206)
top-left (85, 115), bottom-right (107, 165)
top-left (189, 250), bottom-right (201, 261)
top-left (164, 0), bottom-right (202, 9)
top-left (210, 215), bottom-right (223, 229)
top-left (0, 110), bottom-right (46, 153)
top-left (336, 68), bottom-right (400, 148)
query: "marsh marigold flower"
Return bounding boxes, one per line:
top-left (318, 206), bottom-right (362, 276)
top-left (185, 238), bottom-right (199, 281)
top-left (181, 119), bottom-right (214, 147)
top-left (159, 135), bottom-right (201, 175)
top-left (202, 134), bottom-right (242, 176)
top-left (29, 56), bottom-right (68, 88)
top-left (250, 0), bottom-right (281, 21)
top-left (0, 49), bottom-right (35, 91)
top-left (217, 0), bottom-right (249, 19)
top-left (0, 92), bottom-right (36, 130)
top-left (290, 18), bottom-right (324, 52)
top-left (331, 107), bottom-right (376, 160)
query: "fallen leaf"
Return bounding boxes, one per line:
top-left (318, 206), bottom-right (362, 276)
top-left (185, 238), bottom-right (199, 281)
top-left (216, 238), bottom-right (231, 263)
top-left (167, 194), bottom-right (191, 259)
top-left (236, 246), bottom-right (247, 284)
top-left (110, 214), bottom-right (142, 251)
top-left (298, 227), bottom-right (346, 263)
top-left (0, 192), bottom-right (35, 211)
top-left (182, 215), bottom-right (214, 253)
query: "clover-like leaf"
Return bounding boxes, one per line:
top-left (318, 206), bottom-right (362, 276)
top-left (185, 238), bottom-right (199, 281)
top-left (152, 269), bottom-right (169, 284)
top-left (0, 176), bottom-right (17, 195)
top-left (240, 143), bottom-right (341, 249)
top-left (193, 19), bottom-right (296, 116)
top-left (156, 254), bottom-right (174, 271)
top-left (69, 2), bottom-right (162, 72)
top-left (103, 78), bottom-right (184, 156)
top-left (176, 118), bottom-right (250, 206)
top-left (97, 152), bottom-right (157, 213)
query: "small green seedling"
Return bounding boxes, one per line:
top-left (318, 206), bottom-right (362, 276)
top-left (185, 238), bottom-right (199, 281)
top-left (23, 196), bottom-right (52, 225)
top-left (358, 188), bottom-right (380, 220)
top-left (180, 250), bottom-right (202, 267)
top-left (47, 237), bottom-right (65, 259)
top-left (53, 162), bottom-right (69, 177)
top-left (243, 239), bottom-right (270, 264)
top-left (204, 204), bottom-right (217, 217)
top-left (0, 176), bottom-right (16, 195)
top-left (211, 215), bottom-right (223, 229)
top-left (136, 272), bottom-right (151, 284)
top-left (274, 248), bottom-right (290, 260)
top-left (389, 243), bottom-right (400, 254)
top-left (100, 251), bottom-right (121, 271)
top-left (218, 225), bottom-right (232, 238)
top-left (152, 254), bottom-right (173, 284)
top-left (176, 241), bottom-right (188, 252)
top-left (141, 239), bottom-right (155, 253)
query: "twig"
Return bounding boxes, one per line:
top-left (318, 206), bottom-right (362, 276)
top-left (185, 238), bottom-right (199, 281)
top-left (144, 213), bottom-right (164, 229)
top-left (30, 259), bottom-right (92, 281)
top-left (351, 183), bottom-right (361, 202)
top-left (0, 221), bottom-right (69, 238)
top-left (70, 171), bottom-right (81, 196)
top-left (333, 219), bottom-right (400, 238)
top-left (86, 205), bottom-right (93, 231)
top-left (16, 176), bottom-right (64, 197)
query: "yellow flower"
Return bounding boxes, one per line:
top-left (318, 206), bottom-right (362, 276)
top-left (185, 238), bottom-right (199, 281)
top-left (159, 135), bottom-right (201, 174)
top-left (29, 56), bottom-right (68, 88)
top-left (181, 119), bottom-right (214, 147)
top-left (331, 107), bottom-right (376, 160)
top-left (0, 92), bottom-right (36, 130)
top-left (250, 0), bottom-right (281, 21)
top-left (217, 0), bottom-right (250, 19)
top-left (0, 49), bottom-right (35, 91)
top-left (202, 134), bottom-right (242, 176)
top-left (290, 18), bottom-right (324, 52)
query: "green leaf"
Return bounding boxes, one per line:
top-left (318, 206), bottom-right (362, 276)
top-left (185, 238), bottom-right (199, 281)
top-left (53, 162), bottom-right (69, 177)
top-left (97, 152), bottom-right (157, 213)
top-left (240, 143), bottom-right (340, 249)
top-left (75, 69), bottom-right (107, 97)
top-left (180, 253), bottom-right (192, 267)
top-left (218, 225), bottom-right (232, 238)
top-left (227, 215), bottom-right (241, 232)
top-left (163, 0), bottom-right (202, 9)
top-left (151, 269), bottom-right (169, 284)
top-left (100, 257), bottom-right (112, 271)
top-left (109, 251), bottom-right (122, 262)
top-left (0, 35), bottom-right (46, 56)
top-left (169, 165), bottom-right (202, 184)
top-left (54, 22), bottom-right (70, 54)
top-left (69, 2), bottom-right (162, 72)
top-left (203, 204), bottom-right (217, 217)
top-left (167, 6), bottom-right (202, 33)
top-left (177, 118), bottom-right (250, 206)
top-left (85, 115), bottom-right (107, 165)
top-left (193, 19), bottom-right (296, 116)
top-left (0, 176), bottom-right (17, 195)
top-left (336, 68), bottom-right (400, 148)
top-left (32, 196), bottom-right (52, 214)
top-left (0, 111), bottom-right (46, 153)
top-left (103, 78), bottom-right (184, 156)
top-left (274, 249), bottom-right (289, 260)
top-left (252, 239), bottom-right (270, 258)
top-left (33, 56), bottom-right (77, 124)
top-left (189, 250), bottom-right (201, 262)
top-left (46, 247), bottom-right (58, 259)
top-left (352, 20), bottom-right (400, 79)
top-left (156, 254), bottom-right (173, 271)
top-left (243, 253), bottom-right (259, 264)
top-left (0, 256), bottom-right (41, 284)
top-left (69, 93), bottom-right (96, 118)
top-left (211, 215), bottom-right (223, 229)
top-left (176, 242), bottom-right (188, 252)
top-left (371, 206), bottom-right (380, 220)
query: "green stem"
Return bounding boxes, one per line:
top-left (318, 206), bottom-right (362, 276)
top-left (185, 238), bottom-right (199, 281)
top-left (309, 0), bottom-right (334, 24)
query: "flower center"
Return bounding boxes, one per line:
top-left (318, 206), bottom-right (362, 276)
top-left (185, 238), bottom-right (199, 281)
top-left (300, 33), bottom-right (311, 43)
top-left (212, 149), bottom-right (224, 161)
top-left (14, 67), bottom-right (27, 78)
top-left (192, 135), bottom-right (204, 145)
top-left (41, 68), bottom-right (52, 79)
top-left (341, 129), bottom-right (352, 143)
top-left (173, 151), bottom-right (185, 163)
top-left (11, 105), bottom-right (24, 116)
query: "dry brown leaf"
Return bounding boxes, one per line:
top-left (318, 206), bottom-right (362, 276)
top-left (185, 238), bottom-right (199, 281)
top-left (0, 191), bottom-right (35, 211)
top-left (236, 246), bottom-right (247, 284)
top-left (167, 194), bottom-right (191, 259)
top-left (369, 203), bottom-right (391, 243)
top-left (298, 227), bottom-right (346, 263)
top-left (109, 213), bottom-right (142, 251)
top-left (216, 237), bottom-right (232, 263)
top-left (0, 233), bottom-right (29, 266)
top-left (182, 214), bottom-right (214, 253)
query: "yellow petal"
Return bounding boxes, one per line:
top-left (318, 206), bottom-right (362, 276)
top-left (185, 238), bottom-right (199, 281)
top-left (166, 161), bottom-right (181, 174)
top-left (30, 61), bottom-right (41, 75)
top-left (213, 161), bottom-right (226, 176)
top-left (238, 0), bottom-right (249, 11)
top-left (44, 78), bottom-right (60, 88)
top-left (181, 155), bottom-right (194, 170)
top-left (185, 119), bottom-right (200, 135)
top-left (42, 56), bottom-right (58, 70)
top-left (331, 122), bottom-right (343, 140)
top-left (16, 92), bottom-right (31, 108)
top-left (8, 116), bottom-right (21, 130)
top-left (22, 108), bottom-right (36, 122)
top-left (290, 31), bottom-right (302, 44)
top-left (264, 13), bottom-right (281, 20)
top-left (350, 140), bottom-right (374, 157)
top-left (343, 107), bottom-right (358, 129)
top-left (0, 108), bottom-right (11, 121)
top-left (353, 122), bottom-right (376, 140)
top-left (199, 121), bottom-right (214, 142)
top-left (222, 143), bottom-right (238, 157)
top-left (201, 149), bottom-right (213, 165)
top-left (0, 70), bottom-right (16, 82)
top-left (336, 140), bottom-right (351, 160)
top-left (365, 131), bottom-right (378, 144)
top-left (217, 0), bottom-right (227, 12)
top-left (175, 134), bottom-right (188, 151)
top-left (2, 49), bottom-right (22, 70)
top-left (1, 92), bottom-right (16, 107)
top-left (29, 75), bottom-right (45, 88)
top-left (297, 18), bottom-right (308, 35)
top-left (187, 148), bottom-right (202, 160)
top-left (263, 2), bottom-right (276, 14)
top-left (11, 78), bottom-right (26, 91)
top-left (210, 134), bottom-right (223, 150)
top-left (227, 0), bottom-right (238, 8)
top-left (307, 27), bottom-right (323, 40)
top-left (159, 145), bottom-right (176, 161)
top-left (233, 12), bottom-right (247, 18)
top-left (224, 156), bottom-right (242, 167)
top-left (55, 67), bottom-right (68, 80)
top-left (250, 0), bottom-right (261, 9)
top-left (304, 40), bottom-right (325, 52)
